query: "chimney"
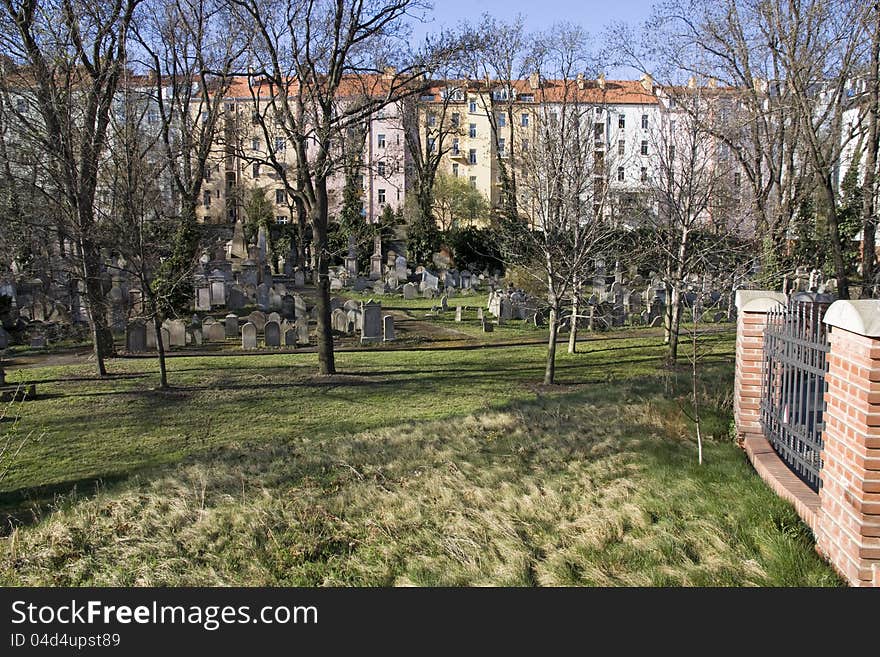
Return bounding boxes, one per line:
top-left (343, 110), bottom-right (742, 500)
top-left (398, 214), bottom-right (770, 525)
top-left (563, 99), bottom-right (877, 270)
top-left (707, 77), bottom-right (718, 89)
top-left (383, 66), bottom-right (397, 79)
top-left (687, 75), bottom-right (696, 89)
top-left (529, 72), bottom-right (539, 90)
top-left (577, 72), bottom-right (585, 90)
top-left (596, 73), bottom-right (606, 90)
top-left (639, 73), bottom-right (653, 93)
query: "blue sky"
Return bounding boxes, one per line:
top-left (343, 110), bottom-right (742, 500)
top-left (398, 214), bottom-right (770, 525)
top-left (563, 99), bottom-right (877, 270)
top-left (406, 0), bottom-right (654, 77)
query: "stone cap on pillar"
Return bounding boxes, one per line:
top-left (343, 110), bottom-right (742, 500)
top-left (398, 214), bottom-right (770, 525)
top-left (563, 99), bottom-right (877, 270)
top-left (734, 290), bottom-right (787, 313)
top-left (823, 299), bottom-right (880, 338)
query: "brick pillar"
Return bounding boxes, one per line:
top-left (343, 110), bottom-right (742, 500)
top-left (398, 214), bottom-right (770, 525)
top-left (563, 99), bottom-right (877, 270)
top-left (733, 291), bottom-right (787, 441)
top-left (817, 300), bottom-right (880, 586)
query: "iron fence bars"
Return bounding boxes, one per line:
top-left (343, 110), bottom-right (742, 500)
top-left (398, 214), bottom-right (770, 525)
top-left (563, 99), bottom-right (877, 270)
top-left (760, 292), bottom-right (834, 492)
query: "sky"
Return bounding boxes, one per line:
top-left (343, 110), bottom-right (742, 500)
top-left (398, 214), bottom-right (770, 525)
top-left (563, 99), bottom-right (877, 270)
top-left (406, 0), bottom-right (655, 77)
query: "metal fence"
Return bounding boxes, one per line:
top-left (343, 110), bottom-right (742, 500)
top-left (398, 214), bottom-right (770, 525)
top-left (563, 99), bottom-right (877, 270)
top-left (760, 292), bottom-right (835, 492)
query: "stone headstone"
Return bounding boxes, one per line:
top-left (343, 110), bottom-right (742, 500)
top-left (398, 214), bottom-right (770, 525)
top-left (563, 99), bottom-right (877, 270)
top-left (126, 320), bottom-right (147, 352)
top-left (455, 306), bottom-right (463, 322)
top-left (294, 294), bottom-right (307, 319)
top-left (247, 311), bottom-right (267, 332)
top-left (225, 313), bottom-right (239, 338)
top-left (0, 327), bottom-right (9, 349)
top-left (420, 271), bottom-right (439, 292)
top-left (383, 315), bottom-right (395, 341)
top-left (205, 322), bottom-right (225, 342)
top-left (293, 269), bottom-right (305, 288)
top-left (296, 317), bottom-right (309, 345)
top-left (361, 300), bottom-right (382, 343)
top-left (267, 311), bottom-right (282, 324)
top-left (264, 320), bottom-right (281, 347)
top-left (227, 286), bottom-right (246, 310)
top-left (231, 219), bottom-right (248, 259)
top-left (165, 319), bottom-right (186, 347)
top-left (332, 308), bottom-right (348, 333)
top-left (210, 280), bottom-right (226, 306)
top-left (242, 322), bottom-right (257, 349)
top-left (403, 283), bottom-right (417, 300)
top-left (195, 286), bottom-right (211, 311)
top-left (256, 283), bottom-right (270, 309)
top-left (477, 307), bottom-right (484, 321)
top-left (281, 295), bottom-right (296, 320)
top-left (30, 334), bottom-right (47, 348)
top-left (440, 295), bottom-right (449, 312)
top-left (481, 318), bottom-right (494, 332)
top-left (268, 288), bottom-right (283, 311)
top-left (284, 326), bottom-right (297, 346)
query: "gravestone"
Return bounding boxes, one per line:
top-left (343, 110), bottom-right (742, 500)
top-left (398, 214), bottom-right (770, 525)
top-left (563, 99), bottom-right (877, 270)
top-left (403, 283), bottom-right (417, 300)
top-left (0, 327), bottom-right (9, 349)
top-left (361, 300), bottom-right (382, 343)
top-left (455, 306), bottom-right (463, 322)
top-left (345, 236), bottom-right (358, 276)
top-left (126, 320), bottom-right (147, 352)
top-left (225, 313), bottom-right (239, 338)
top-left (284, 326), bottom-right (297, 346)
top-left (267, 312), bottom-right (282, 324)
top-left (296, 317), bottom-right (310, 345)
top-left (383, 315), bottom-right (395, 341)
top-left (268, 288), bottom-right (283, 311)
top-left (247, 311), bottom-right (267, 332)
top-left (256, 283), bottom-right (270, 309)
top-left (294, 294), bottom-right (307, 319)
top-left (370, 235), bottom-right (383, 281)
top-left (477, 308), bottom-right (484, 321)
top-left (420, 271), bottom-right (439, 292)
top-left (293, 269), bottom-right (305, 288)
top-left (395, 255), bottom-right (408, 282)
top-left (440, 295), bottom-right (449, 312)
top-left (332, 308), bottom-right (348, 333)
top-left (373, 280), bottom-right (387, 296)
top-left (205, 322), bottom-right (225, 342)
top-left (281, 295), bottom-right (296, 320)
top-left (210, 279), bottom-right (226, 306)
top-left (165, 319), bottom-right (186, 347)
top-left (264, 320), bottom-right (281, 347)
top-left (481, 318), bottom-right (494, 332)
top-left (241, 322), bottom-right (257, 349)
top-left (227, 286), bottom-right (246, 310)
top-left (195, 286), bottom-right (211, 311)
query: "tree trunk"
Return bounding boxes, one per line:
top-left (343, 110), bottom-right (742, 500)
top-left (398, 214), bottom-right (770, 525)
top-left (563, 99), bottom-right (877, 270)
top-left (544, 307), bottom-right (558, 385)
top-left (295, 196), bottom-right (307, 268)
top-left (312, 176), bottom-right (336, 375)
top-left (152, 312), bottom-right (168, 389)
top-left (821, 176), bottom-right (850, 299)
top-left (666, 287), bottom-right (682, 365)
top-left (567, 291), bottom-right (579, 354)
top-left (79, 235), bottom-right (108, 376)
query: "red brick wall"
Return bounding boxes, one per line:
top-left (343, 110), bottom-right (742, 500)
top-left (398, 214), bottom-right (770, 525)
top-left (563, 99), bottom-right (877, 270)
top-left (734, 309), bottom-right (771, 440)
top-left (817, 326), bottom-right (880, 586)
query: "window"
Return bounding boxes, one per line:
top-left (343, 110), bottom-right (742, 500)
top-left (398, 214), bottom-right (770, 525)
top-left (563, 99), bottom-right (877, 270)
top-left (519, 94), bottom-right (534, 102)
top-left (251, 111), bottom-right (260, 125)
top-left (469, 98), bottom-right (477, 113)
top-left (720, 143), bottom-right (730, 160)
top-left (276, 215), bottom-right (289, 225)
top-left (522, 138), bottom-right (529, 152)
top-left (378, 188), bottom-right (386, 204)
top-left (451, 112), bottom-right (460, 127)
top-left (521, 113), bottom-right (529, 127)
top-left (15, 98), bottom-right (26, 113)
top-left (204, 165), bottom-right (213, 181)
top-left (252, 163), bottom-right (260, 177)
top-left (640, 167), bottom-right (648, 182)
top-left (275, 137), bottom-right (286, 151)
top-left (276, 189), bottom-right (286, 204)
top-left (594, 123), bottom-right (604, 141)
top-left (377, 161), bottom-right (386, 176)
top-left (549, 111), bottom-right (558, 126)
top-left (468, 149), bottom-right (477, 165)
top-left (252, 138), bottom-right (260, 151)
top-left (734, 172), bottom-right (741, 188)
top-left (428, 137), bottom-right (436, 153)
top-left (617, 166), bottom-right (625, 182)
top-left (378, 133), bottom-right (386, 148)
top-left (668, 146), bottom-right (675, 161)
top-left (641, 140), bottom-right (648, 155)
top-left (497, 138), bottom-right (506, 156)
top-left (670, 120), bottom-right (676, 133)
top-left (147, 110), bottom-right (158, 124)
top-left (498, 112), bottom-right (507, 127)
top-left (427, 112), bottom-right (436, 127)
top-left (469, 123), bottom-right (477, 138)
top-left (225, 102), bottom-right (235, 113)
top-left (452, 138), bottom-right (460, 155)
top-left (641, 114), bottom-right (648, 130)
top-left (469, 176), bottom-right (477, 189)
top-left (618, 139), bottom-right (625, 156)
top-left (452, 163), bottom-right (459, 177)
top-left (203, 191), bottom-right (211, 207)
top-left (618, 114), bottom-right (625, 129)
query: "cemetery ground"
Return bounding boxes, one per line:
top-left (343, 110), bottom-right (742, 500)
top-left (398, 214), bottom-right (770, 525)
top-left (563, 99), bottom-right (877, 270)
top-left (0, 321), bottom-right (841, 586)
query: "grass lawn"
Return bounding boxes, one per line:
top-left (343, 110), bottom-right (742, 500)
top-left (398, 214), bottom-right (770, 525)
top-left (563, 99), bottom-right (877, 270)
top-left (0, 330), bottom-right (842, 586)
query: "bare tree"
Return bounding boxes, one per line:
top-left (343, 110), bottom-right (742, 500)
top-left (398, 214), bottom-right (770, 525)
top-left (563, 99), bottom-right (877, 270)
top-left (228, 0), bottom-right (449, 376)
top-left (0, 0), bottom-right (143, 376)
top-left (860, 6), bottom-right (880, 292)
top-left (498, 24), bottom-right (613, 385)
